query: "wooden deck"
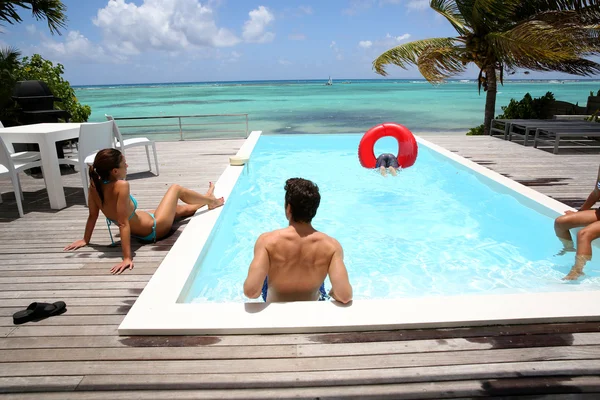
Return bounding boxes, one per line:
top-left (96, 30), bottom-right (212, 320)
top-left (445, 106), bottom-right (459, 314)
top-left (0, 135), bottom-right (599, 399)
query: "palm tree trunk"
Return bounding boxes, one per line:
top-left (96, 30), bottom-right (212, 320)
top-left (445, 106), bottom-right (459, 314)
top-left (483, 66), bottom-right (497, 135)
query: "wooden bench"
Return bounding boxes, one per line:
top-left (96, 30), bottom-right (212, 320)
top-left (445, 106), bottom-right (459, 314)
top-left (533, 126), bottom-right (600, 154)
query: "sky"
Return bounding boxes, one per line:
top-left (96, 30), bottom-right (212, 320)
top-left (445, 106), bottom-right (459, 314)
top-left (3, 0), bottom-right (599, 85)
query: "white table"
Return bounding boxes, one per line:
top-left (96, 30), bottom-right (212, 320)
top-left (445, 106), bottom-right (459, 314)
top-left (0, 123), bottom-right (81, 209)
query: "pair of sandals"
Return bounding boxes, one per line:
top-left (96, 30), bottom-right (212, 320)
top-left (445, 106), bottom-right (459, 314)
top-left (12, 301), bottom-right (67, 325)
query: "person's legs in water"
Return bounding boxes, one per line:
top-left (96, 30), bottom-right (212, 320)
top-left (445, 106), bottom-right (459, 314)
top-left (379, 166), bottom-right (387, 176)
top-left (554, 209), bottom-right (599, 255)
top-left (388, 155), bottom-right (399, 176)
top-left (564, 219), bottom-right (600, 280)
top-left (153, 182), bottom-right (224, 239)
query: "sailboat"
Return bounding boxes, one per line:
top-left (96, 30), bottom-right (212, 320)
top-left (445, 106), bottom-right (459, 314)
top-left (325, 76), bottom-right (333, 86)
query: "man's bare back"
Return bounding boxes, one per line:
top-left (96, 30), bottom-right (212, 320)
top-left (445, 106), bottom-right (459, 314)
top-left (243, 178), bottom-right (352, 304)
top-left (261, 226), bottom-right (337, 302)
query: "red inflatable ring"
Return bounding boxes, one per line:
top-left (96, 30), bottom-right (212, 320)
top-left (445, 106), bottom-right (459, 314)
top-left (358, 123), bottom-right (418, 169)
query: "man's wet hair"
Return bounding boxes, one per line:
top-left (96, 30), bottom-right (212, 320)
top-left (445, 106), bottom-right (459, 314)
top-left (284, 178), bottom-right (321, 223)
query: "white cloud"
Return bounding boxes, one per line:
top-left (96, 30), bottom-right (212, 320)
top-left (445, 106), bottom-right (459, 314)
top-left (289, 33), bottom-right (306, 41)
top-left (278, 58), bottom-right (292, 65)
top-left (242, 6), bottom-right (275, 43)
top-left (342, 0), bottom-right (375, 16)
top-left (329, 41), bottom-right (343, 60)
top-left (40, 30), bottom-right (109, 62)
top-left (93, 0), bottom-right (240, 56)
top-left (406, 0), bottom-right (429, 10)
top-left (298, 5), bottom-right (313, 15)
top-left (386, 33), bottom-right (411, 42)
top-left (26, 25), bottom-right (37, 35)
top-left (358, 33), bottom-right (411, 52)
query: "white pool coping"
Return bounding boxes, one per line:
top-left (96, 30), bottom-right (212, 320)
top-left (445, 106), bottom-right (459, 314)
top-left (118, 133), bottom-right (600, 335)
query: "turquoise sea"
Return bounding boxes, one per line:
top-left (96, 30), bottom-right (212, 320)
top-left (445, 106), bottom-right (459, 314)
top-left (75, 79), bottom-right (600, 138)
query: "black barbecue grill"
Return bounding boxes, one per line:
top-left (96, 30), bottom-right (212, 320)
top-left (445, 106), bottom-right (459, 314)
top-left (11, 80), bottom-right (74, 159)
top-left (12, 80), bottom-right (71, 124)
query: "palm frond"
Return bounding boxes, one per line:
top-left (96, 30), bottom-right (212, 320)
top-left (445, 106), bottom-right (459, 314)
top-left (417, 45), bottom-right (468, 83)
top-left (488, 21), bottom-right (594, 69)
top-left (543, 58), bottom-right (600, 75)
top-left (28, 0), bottom-right (67, 35)
top-left (0, 0), bottom-right (67, 35)
top-left (373, 38), bottom-right (459, 76)
top-left (430, 0), bottom-right (469, 35)
top-left (469, 0), bottom-right (521, 30)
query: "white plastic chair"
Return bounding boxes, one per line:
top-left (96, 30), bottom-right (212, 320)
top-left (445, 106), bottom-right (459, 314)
top-left (0, 121), bottom-right (42, 163)
top-left (0, 136), bottom-right (43, 217)
top-left (105, 115), bottom-right (159, 175)
top-left (59, 121), bottom-right (115, 206)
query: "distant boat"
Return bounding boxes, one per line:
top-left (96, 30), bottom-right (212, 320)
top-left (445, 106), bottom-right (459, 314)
top-left (325, 76), bottom-right (333, 86)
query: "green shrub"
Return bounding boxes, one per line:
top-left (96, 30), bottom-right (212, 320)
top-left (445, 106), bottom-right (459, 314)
top-left (16, 54), bottom-right (91, 122)
top-left (466, 92), bottom-right (555, 135)
top-left (0, 53), bottom-right (91, 125)
top-left (466, 124), bottom-right (485, 135)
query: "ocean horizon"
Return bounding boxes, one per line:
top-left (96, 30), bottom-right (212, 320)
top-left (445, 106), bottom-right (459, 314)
top-left (74, 78), bottom-right (600, 138)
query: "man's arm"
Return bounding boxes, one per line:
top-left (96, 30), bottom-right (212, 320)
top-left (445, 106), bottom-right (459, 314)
top-left (243, 233), bottom-right (270, 299)
top-left (328, 239), bottom-right (353, 304)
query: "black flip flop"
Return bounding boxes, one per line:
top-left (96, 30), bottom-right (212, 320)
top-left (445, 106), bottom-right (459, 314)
top-left (13, 301), bottom-right (67, 325)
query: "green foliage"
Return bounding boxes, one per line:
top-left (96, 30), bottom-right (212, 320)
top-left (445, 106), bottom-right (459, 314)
top-left (1, 54), bottom-right (91, 124)
top-left (590, 89), bottom-right (600, 96)
top-left (0, 47), bottom-right (21, 122)
top-left (498, 92), bottom-right (556, 120)
top-left (466, 124), bottom-right (485, 136)
top-left (466, 92), bottom-right (556, 135)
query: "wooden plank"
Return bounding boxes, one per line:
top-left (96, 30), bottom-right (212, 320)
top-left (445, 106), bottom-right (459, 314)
top-left (0, 290), bottom-right (142, 299)
top-left (0, 377), bottom-right (83, 394)
top-left (1, 346), bottom-right (599, 376)
top-left (0, 315), bottom-right (123, 327)
top-left (0, 268), bottom-right (157, 277)
top-left (0, 306), bottom-right (129, 317)
top-left (0, 298), bottom-right (136, 307)
top-left (0, 345), bottom-right (297, 362)
top-left (2, 377), bottom-right (600, 400)
top-left (74, 359), bottom-right (600, 390)
top-left (7, 325), bottom-right (118, 337)
top-left (0, 282), bottom-right (148, 291)
top-left (0, 276), bottom-right (150, 284)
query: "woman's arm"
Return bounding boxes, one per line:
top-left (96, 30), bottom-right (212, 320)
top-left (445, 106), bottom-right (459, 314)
top-left (64, 188), bottom-right (100, 251)
top-left (579, 167), bottom-right (600, 211)
top-left (110, 181), bottom-right (134, 274)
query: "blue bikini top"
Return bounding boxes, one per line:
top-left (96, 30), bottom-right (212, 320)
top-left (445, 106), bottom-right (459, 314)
top-left (102, 180), bottom-right (138, 223)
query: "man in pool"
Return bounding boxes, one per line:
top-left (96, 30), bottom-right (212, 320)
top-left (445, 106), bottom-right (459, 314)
top-left (376, 153), bottom-right (399, 176)
top-left (554, 164), bottom-right (600, 280)
top-left (243, 178), bottom-right (353, 304)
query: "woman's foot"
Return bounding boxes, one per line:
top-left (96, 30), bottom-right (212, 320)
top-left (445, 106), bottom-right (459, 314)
top-left (208, 197), bottom-right (225, 210)
top-left (206, 182), bottom-right (215, 197)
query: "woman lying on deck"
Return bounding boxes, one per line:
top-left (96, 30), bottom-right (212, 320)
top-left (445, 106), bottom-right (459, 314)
top-left (64, 148), bottom-right (224, 274)
top-left (554, 164), bottom-right (600, 280)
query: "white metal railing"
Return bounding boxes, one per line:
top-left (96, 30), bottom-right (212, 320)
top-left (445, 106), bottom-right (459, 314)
top-left (112, 113), bottom-right (249, 140)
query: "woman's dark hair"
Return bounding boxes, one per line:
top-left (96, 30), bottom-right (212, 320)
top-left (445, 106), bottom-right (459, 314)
top-left (284, 178), bottom-right (320, 223)
top-left (89, 148), bottom-right (122, 204)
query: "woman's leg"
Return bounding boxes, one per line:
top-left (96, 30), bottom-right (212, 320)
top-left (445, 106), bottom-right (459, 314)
top-left (564, 220), bottom-right (600, 280)
top-left (153, 183), bottom-right (224, 238)
top-left (554, 210), bottom-right (599, 241)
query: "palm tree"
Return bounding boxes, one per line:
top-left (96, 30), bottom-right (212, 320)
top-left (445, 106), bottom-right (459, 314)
top-left (0, 0), bottom-right (67, 35)
top-left (373, 0), bottom-right (600, 135)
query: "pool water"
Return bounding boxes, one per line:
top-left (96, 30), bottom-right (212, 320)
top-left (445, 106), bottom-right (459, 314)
top-left (183, 134), bottom-right (600, 303)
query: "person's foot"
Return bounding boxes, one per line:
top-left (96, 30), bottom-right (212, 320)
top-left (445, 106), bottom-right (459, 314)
top-left (208, 197), bottom-right (225, 210)
top-left (563, 270), bottom-right (584, 281)
top-left (206, 182), bottom-right (215, 197)
top-left (555, 246), bottom-right (576, 257)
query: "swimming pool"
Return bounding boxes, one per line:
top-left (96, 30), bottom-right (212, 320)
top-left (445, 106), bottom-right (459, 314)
top-left (119, 131), bottom-right (600, 335)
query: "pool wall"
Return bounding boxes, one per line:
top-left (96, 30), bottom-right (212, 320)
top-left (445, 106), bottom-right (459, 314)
top-left (118, 134), bottom-right (600, 335)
